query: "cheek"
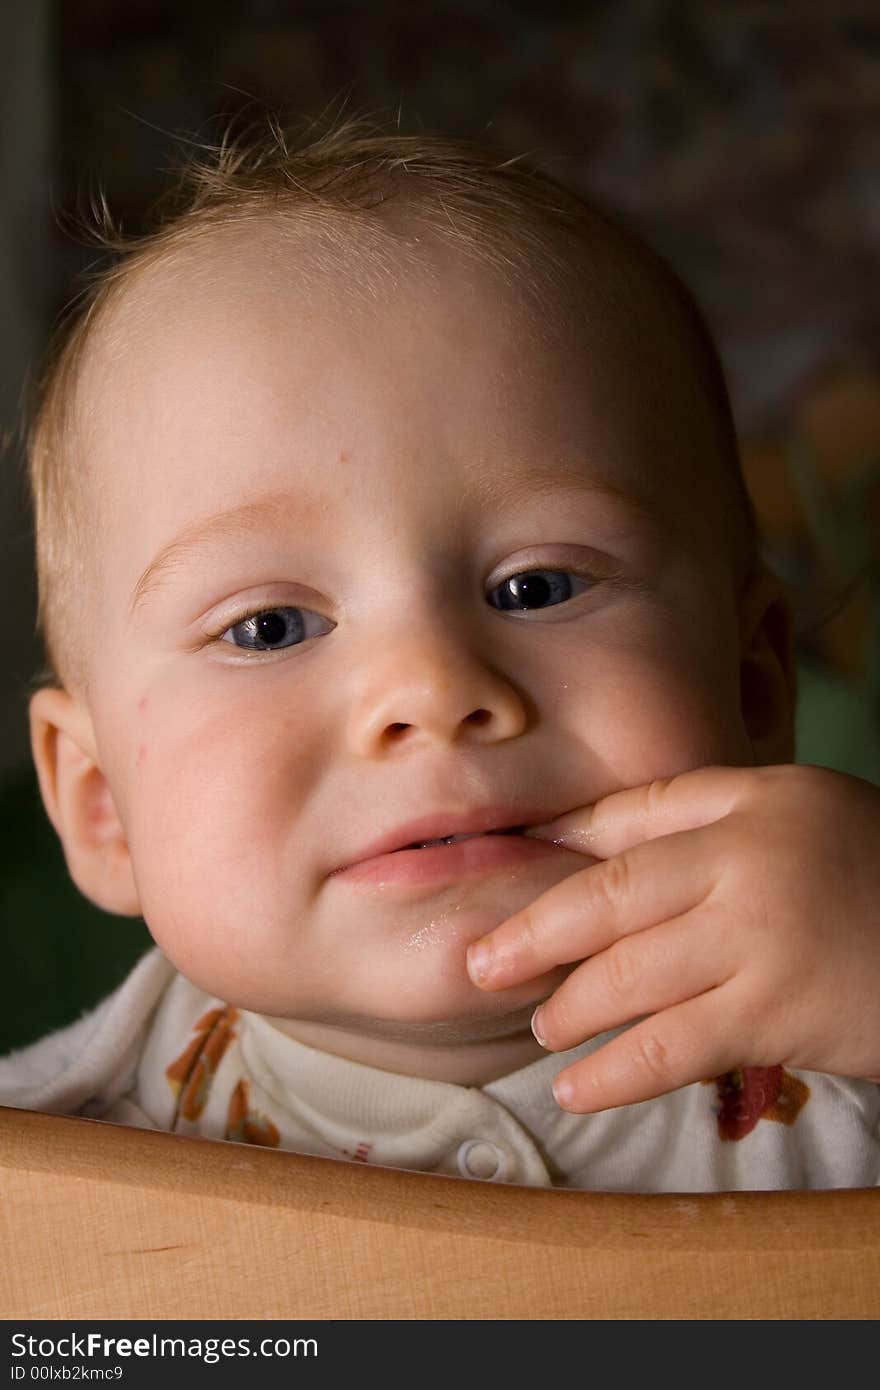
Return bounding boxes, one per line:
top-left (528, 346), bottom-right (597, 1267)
top-left (117, 690), bottom-right (321, 925)
top-left (559, 630), bottom-right (747, 779)
top-left (131, 686), bottom-right (318, 813)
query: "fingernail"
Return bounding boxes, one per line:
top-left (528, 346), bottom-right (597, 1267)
top-left (467, 938), bottom-right (493, 983)
top-left (531, 1006), bottom-right (546, 1046)
top-left (553, 1075), bottom-right (574, 1107)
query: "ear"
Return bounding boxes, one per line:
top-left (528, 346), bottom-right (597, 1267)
top-left (737, 565), bottom-right (798, 765)
top-left (28, 687), bottom-right (142, 916)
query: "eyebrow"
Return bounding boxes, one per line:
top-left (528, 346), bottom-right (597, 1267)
top-left (129, 466), bottom-right (654, 617)
top-left (463, 462), bottom-right (656, 526)
top-left (129, 491), bottom-right (323, 616)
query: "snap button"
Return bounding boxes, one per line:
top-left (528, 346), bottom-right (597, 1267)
top-left (456, 1139), bottom-right (508, 1181)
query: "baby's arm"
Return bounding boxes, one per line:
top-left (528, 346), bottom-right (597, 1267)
top-left (467, 764), bottom-right (880, 1111)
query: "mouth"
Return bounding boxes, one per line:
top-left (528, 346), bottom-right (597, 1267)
top-left (332, 821), bottom-right (569, 892)
top-left (402, 826), bottom-right (526, 851)
top-left (330, 803), bottom-right (568, 881)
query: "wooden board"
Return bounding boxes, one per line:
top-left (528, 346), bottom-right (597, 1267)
top-left (1, 1106), bottom-right (878, 1319)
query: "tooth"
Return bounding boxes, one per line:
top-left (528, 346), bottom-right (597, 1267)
top-left (407, 826), bottom-right (526, 850)
top-left (415, 832), bottom-right (481, 849)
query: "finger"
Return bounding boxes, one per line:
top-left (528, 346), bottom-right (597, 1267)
top-left (532, 903), bottom-right (735, 1052)
top-left (523, 763), bottom-right (762, 860)
top-left (549, 987), bottom-right (741, 1113)
top-left (467, 820), bottom-right (720, 990)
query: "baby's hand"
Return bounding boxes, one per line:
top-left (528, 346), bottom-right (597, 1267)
top-left (466, 764), bottom-right (880, 1111)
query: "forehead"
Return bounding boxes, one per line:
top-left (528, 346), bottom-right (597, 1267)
top-left (76, 220), bottom-right (720, 566)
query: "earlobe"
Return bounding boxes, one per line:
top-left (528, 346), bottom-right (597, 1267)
top-left (737, 566), bottom-right (799, 766)
top-left (28, 687), bottom-right (142, 917)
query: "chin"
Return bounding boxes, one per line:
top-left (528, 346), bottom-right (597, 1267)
top-left (315, 994), bottom-right (543, 1046)
top-left (360, 959), bottom-right (566, 1033)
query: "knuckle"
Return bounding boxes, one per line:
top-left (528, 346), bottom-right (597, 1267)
top-left (633, 1028), bottom-right (672, 1085)
top-left (504, 899), bottom-right (563, 979)
top-left (787, 761), bottom-right (825, 791)
top-left (764, 760), bottom-right (824, 804)
top-left (760, 762), bottom-right (811, 816)
top-left (604, 938), bottom-right (639, 1005)
top-left (595, 852), bottom-right (631, 912)
top-left (513, 901), bottom-right (543, 963)
top-left (731, 990), bottom-right (763, 1043)
top-left (644, 776), bottom-right (676, 816)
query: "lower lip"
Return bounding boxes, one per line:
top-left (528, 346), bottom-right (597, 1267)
top-left (335, 833), bottom-right (565, 889)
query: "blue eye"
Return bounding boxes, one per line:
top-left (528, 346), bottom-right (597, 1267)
top-left (220, 606), bottom-right (333, 652)
top-left (217, 569), bottom-right (593, 655)
top-left (488, 569), bottom-right (590, 612)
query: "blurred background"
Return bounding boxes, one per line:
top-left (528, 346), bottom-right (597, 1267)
top-left (2, 0), bottom-right (879, 1051)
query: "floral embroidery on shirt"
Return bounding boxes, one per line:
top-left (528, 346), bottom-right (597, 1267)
top-left (225, 1077), bottom-right (281, 1147)
top-left (706, 1065), bottom-right (811, 1141)
top-left (165, 1005), bottom-right (239, 1122)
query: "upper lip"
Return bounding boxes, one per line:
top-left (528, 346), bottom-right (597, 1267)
top-left (336, 805), bottom-right (558, 872)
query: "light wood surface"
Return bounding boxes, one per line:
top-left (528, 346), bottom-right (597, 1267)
top-left (1, 1105), bottom-right (878, 1319)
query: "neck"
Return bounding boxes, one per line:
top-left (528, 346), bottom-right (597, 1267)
top-left (262, 1013), bottom-right (547, 1086)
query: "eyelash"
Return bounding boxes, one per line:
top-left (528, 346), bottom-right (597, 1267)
top-left (212, 565), bottom-right (604, 656)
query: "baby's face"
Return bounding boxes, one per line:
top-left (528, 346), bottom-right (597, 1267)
top-left (74, 225), bottom-right (753, 1052)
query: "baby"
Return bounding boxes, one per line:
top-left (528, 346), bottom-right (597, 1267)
top-left (2, 113), bottom-right (879, 1190)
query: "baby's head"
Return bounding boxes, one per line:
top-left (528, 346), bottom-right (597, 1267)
top-left (26, 114), bottom-right (795, 1078)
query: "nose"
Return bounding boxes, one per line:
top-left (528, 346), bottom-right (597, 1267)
top-left (345, 616), bottom-right (530, 757)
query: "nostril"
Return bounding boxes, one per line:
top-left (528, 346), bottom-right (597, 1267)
top-left (466, 709), bottom-right (492, 726)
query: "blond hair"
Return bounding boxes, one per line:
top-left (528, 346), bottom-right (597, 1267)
top-left (25, 108), bottom-right (758, 695)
